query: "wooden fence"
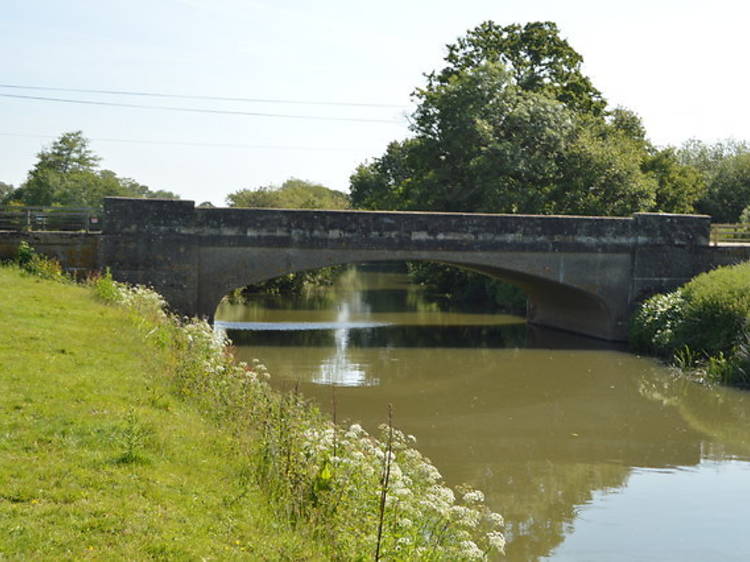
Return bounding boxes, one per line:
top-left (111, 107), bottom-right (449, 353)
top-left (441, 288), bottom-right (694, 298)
top-left (0, 207), bottom-right (102, 232)
top-left (710, 223), bottom-right (750, 245)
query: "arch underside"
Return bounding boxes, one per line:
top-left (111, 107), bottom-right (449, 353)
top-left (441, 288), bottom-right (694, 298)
top-left (199, 246), bottom-right (628, 341)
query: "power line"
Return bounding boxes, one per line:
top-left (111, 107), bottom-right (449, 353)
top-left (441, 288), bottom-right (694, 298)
top-left (0, 132), bottom-right (377, 152)
top-left (0, 93), bottom-right (407, 125)
top-left (0, 83), bottom-right (409, 109)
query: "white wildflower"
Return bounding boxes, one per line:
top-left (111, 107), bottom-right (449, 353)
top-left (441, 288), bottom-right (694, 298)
top-left (462, 490), bottom-right (485, 505)
top-left (459, 540), bottom-right (484, 560)
top-left (486, 531), bottom-right (505, 553)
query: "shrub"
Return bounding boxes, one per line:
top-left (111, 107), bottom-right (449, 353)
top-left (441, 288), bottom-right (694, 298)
top-left (630, 261), bottom-right (750, 386)
top-left (15, 241), bottom-right (66, 281)
top-left (677, 262), bottom-right (750, 356)
top-left (630, 290), bottom-right (687, 354)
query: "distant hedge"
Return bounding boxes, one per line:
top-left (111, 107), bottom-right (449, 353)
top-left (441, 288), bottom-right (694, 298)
top-left (630, 261), bottom-right (750, 386)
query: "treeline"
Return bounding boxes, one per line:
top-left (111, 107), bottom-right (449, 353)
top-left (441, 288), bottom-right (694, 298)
top-left (1, 131), bottom-right (179, 207)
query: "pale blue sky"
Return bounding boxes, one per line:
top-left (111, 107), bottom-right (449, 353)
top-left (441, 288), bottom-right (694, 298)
top-left (2, 0), bottom-right (748, 205)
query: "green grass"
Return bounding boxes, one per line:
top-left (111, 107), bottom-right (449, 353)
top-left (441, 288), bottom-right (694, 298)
top-left (0, 266), bottom-right (325, 560)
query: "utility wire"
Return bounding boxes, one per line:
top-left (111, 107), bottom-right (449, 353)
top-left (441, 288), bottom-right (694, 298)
top-left (0, 83), bottom-right (409, 109)
top-left (0, 93), bottom-right (407, 125)
top-left (0, 132), bottom-right (376, 151)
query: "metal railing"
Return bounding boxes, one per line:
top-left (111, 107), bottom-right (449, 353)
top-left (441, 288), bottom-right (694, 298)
top-left (710, 223), bottom-right (750, 245)
top-left (0, 206), bottom-right (102, 232)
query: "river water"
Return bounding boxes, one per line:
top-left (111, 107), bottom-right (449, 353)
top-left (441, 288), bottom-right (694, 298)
top-left (216, 264), bottom-right (750, 561)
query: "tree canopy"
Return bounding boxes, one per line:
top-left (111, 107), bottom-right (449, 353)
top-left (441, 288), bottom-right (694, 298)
top-left (351, 21), bottom-right (707, 219)
top-left (678, 139), bottom-right (750, 222)
top-left (3, 131), bottom-right (179, 207)
top-left (227, 178), bottom-right (349, 209)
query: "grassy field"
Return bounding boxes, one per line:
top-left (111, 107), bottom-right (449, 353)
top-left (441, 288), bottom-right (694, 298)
top-left (0, 266), bottom-right (325, 560)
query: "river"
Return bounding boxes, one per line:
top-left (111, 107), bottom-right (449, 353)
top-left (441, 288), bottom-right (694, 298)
top-left (215, 264), bottom-right (750, 561)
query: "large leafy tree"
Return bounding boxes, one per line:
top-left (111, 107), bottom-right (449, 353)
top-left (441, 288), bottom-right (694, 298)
top-left (353, 61), bottom-right (657, 216)
top-left (434, 21), bottom-right (607, 116)
top-left (351, 21), bottom-right (705, 218)
top-left (6, 131), bottom-right (179, 207)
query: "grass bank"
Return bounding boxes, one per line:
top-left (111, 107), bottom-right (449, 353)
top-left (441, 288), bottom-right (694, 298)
top-left (0, 265), bottom-right (326, 559)
top-left (1, 250), bottom-right (505, 560)
top-left (630, 260), bottom-right (750, 387)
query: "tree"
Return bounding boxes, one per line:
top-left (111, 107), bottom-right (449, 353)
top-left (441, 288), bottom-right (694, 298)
top-left (353, 61), bottom-right (657, 216)
top-left (432, 21), bottom-right (607, 116)
top-left (676, 139), bottom-right (750, 222)
top-left (0, 181), bottom-right (14, 203)
top-left (641, 148), bottom-right (706, 214)
top-left (227, 178), bottom-right (349, 209)
top-left (8, 131), bottom-right (179, 207)
top-left (696, 152), bottom-right (750, 222)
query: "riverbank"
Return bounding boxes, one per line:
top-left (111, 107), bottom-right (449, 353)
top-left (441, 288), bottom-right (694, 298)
top-left (0, 255), bottom-right (504, 559)
top-left (630, 260), bottom-right (750, 387)
top-left (0, 266), bottom-right (329, 559)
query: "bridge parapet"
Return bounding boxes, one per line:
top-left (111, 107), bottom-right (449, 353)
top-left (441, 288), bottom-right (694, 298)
top-left (103, 198), bottom-right (711, 252)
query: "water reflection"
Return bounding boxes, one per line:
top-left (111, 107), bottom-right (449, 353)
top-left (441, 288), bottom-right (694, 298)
top-left (216, 264), bottom-right (750, 561)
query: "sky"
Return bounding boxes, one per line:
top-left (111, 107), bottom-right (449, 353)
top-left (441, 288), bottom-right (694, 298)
top-left (2, 0), bottom-right (749, 205)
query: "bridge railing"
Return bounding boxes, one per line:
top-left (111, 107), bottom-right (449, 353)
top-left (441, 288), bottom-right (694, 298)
top-left (0, 206), bottom-right (102, 232)
top-left (710, 223), bottom-right (750, 245)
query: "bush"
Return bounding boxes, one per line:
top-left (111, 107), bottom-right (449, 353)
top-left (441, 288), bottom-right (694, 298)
top-left (15, 241), bottom-right (66, 281)
top-left (629, 290), bottom-right (687, 354)
top-left (630, 261), bottom-right (750, 386)
top-left (677, 262), bottom-right (750, 356)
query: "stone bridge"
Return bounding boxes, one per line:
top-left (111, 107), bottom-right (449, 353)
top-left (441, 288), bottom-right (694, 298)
top-left (3, 197), bottom-right (750, 341)
top-left (102, 198), bottom-right (750, 341)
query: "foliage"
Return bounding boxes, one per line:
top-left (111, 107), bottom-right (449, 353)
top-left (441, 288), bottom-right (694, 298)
top-left (14, 240), bottom-right (66, 281)
top-left (354, 62), bottom-right (658, 217)
top-left (641, 148), bottom-right (706, 214)
top-left (696, 152), bottom-right (750, 223)
top-left (629, 290), bottom-right (687, 354)
top-left (676, 263), bottom-right (750, 355)
top-left (227, 178), bottom-right (349, 210)
top-left (434, 20), bottom-right (606, 116)
top-left (0, 181), bottom-right (14, 201)
top-left (93, 274), bottom-right (506, 559)
top-left (3, 131), bottom-right (179, 207)
top-left (630, 261), bottom-right (750, 386)
top-left (408, 262), bottom-right (527, 314)
top-left (678, 139), bottom-right (750, 222)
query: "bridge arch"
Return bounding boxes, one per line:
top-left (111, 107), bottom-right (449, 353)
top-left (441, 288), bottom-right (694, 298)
top-left (198, 249), bottom-right (614, 339)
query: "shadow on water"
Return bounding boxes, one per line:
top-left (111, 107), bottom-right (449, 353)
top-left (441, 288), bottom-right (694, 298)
top-left (223, 323), bottom-right (626, 352)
